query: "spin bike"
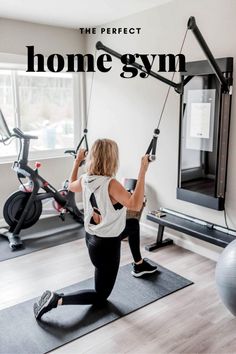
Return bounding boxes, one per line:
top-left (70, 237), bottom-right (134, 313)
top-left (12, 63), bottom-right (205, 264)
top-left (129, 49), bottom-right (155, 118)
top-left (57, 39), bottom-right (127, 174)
top-left (0, 109), bottom-right (87, 250)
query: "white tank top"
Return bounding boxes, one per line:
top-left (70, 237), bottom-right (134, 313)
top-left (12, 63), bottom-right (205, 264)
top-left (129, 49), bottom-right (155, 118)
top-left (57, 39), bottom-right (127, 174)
top-left (81, 174), bottom-right (127, 237)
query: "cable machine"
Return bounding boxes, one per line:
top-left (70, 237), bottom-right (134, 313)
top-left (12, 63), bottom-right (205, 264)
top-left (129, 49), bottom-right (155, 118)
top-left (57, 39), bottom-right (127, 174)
top-left (95, 16), bottom-right (233, 210)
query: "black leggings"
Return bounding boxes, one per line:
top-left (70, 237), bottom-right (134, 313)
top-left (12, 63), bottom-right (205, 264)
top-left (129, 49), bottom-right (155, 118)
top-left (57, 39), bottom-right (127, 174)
top-left (61, 218), bottom-right (141, 305)
top-left (120, 217), bottom-right (141, 263)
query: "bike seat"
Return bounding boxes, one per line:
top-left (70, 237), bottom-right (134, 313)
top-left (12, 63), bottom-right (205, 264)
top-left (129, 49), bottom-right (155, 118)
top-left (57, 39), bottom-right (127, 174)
top-left (13, 128), bottom-right (38, 140)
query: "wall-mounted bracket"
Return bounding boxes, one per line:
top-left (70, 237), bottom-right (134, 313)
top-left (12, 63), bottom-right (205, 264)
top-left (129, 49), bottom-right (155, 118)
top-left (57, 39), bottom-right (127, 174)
top-left (96, 16), bottom-right (231, 94)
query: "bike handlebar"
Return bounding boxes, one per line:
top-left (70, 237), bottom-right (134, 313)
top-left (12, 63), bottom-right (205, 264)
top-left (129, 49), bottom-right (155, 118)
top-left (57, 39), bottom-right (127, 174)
top-left (64, 149), bottom-right (76, 157)
top-left (13, 128), bottom-right (38, 140)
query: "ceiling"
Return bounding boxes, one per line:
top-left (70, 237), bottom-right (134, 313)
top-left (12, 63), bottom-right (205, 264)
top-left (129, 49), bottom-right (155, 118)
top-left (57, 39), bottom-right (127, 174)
top-left (0, 0), bottom-right (172, 28)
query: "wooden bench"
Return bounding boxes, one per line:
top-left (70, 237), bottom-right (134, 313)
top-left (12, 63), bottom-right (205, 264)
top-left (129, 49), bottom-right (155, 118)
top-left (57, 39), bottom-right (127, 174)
top-left (145, 209), bottom-right (236, 252)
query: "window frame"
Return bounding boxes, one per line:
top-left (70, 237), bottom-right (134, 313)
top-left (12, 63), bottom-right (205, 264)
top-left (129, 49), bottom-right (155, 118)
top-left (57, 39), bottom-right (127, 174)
top-left (0, 60), bottom-right (81, 164)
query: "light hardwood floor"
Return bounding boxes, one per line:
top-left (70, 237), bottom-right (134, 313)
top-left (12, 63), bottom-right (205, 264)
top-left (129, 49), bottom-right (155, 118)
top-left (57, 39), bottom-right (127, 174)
top-left (1, 232), bottom-right (236, 354)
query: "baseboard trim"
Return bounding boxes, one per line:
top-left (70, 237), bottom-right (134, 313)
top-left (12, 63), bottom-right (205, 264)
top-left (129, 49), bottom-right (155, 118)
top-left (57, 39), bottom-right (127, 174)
top-left (140, 221), bottom-right (222, 262)
top-left (0, 215), bottom-right (222, 262)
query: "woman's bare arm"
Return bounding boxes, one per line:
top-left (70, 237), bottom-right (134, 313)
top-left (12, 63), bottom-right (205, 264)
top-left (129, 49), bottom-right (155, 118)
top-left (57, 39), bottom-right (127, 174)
top-left (68, 149), bottom-right (86, 193)
top-left (109, 155), bottom-right (149, 211)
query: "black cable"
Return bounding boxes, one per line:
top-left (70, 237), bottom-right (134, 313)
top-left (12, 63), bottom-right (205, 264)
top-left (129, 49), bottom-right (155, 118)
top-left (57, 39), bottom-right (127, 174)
top-left (75, 49), bottom-right (97, 157)
top-left (84, 49), bottom-right (97, 131)
top-left (224, 208), bottom-right (229, 230)
top-left (222, 201), bottom-right (236, 234)
top-left (146, 28), bottom-right (189, 159)
top-left (156, 27), bottom-right (189, 130)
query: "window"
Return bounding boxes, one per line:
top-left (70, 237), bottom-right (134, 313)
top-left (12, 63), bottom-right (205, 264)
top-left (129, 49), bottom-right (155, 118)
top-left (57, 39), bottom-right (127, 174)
top-left (0, 69), bottom-right (79, 160)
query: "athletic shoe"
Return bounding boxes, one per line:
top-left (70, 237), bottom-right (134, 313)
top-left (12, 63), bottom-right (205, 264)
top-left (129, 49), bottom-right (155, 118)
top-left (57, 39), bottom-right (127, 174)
top-left (131, 258), bottom-right (158, 277)
top-left (33, 290), bottom-right (63, 320)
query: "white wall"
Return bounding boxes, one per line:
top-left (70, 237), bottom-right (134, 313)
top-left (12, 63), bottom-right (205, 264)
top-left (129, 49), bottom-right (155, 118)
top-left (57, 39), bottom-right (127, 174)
top-left (85, 0), bottom-right (236, 256)
top-left (0, 18), bottom-right (84, 55)
top-left (0, 18), bottom-right (85, 218)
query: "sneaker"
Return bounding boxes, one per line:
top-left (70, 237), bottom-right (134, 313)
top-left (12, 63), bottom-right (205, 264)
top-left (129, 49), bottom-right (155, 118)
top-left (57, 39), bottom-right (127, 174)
top-left (33, 290), bottom-right (63, 320)
top-left (131, 258), bottom-right (158, 277)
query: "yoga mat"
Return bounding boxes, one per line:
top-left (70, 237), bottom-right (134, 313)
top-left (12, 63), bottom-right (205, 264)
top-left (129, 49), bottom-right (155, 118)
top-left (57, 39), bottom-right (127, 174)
top-left (0, 215), bottom-right (84, 262)
top-left (0, 261), bottom-right (193, 354)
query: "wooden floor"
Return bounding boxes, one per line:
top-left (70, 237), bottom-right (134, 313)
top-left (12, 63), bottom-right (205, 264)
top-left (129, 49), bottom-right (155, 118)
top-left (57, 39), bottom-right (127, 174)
top-left (1, 232), bottom-right (236, 354)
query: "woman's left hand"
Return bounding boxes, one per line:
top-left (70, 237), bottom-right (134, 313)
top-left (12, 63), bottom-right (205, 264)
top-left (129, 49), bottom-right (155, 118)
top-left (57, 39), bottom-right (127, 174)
top-left (76, 148), bottom-right (87, 163)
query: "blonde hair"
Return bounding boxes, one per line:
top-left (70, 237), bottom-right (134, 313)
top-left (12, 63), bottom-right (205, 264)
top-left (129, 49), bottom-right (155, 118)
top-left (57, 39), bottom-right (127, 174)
top-left (86, 139), bottom-right (119, 177)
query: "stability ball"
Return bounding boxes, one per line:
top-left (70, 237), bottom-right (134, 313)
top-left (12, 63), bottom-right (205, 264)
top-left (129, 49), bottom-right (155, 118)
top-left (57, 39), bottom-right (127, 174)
top-left (215, 239), bottom-right (236, 316)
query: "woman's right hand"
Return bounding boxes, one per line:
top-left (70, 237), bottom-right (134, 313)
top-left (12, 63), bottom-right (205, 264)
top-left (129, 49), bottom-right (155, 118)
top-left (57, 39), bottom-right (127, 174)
top-left (140, 155), bottom-right (150, 173)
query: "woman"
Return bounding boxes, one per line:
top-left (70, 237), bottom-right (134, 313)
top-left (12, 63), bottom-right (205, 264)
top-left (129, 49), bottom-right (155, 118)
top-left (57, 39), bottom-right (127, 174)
top-left (34, 139), bottom-right (157, 320)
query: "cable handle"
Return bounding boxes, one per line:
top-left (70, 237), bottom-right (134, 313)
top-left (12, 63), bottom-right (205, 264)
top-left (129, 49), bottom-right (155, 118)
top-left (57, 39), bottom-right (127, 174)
top-left (64, 129), bottom-right (88, 167)
top-left (75, 129), bottom-right (88, 153)
top-left (146, 128), bottom-right (160, 162)
top-left (73, 128), bottom-right (89, 166)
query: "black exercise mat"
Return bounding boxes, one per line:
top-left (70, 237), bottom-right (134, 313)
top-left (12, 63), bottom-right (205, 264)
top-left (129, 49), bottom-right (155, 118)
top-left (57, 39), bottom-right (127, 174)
top-left (0, 262), bottom-right (193, 354)
top-left (0, 215), bottom-right (84, 262)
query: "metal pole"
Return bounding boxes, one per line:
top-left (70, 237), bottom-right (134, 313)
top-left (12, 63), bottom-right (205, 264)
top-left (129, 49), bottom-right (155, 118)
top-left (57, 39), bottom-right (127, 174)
top-left (188, 16), bottom-right (229, 92)
top-left (96, 41), bottom-right (179, 90)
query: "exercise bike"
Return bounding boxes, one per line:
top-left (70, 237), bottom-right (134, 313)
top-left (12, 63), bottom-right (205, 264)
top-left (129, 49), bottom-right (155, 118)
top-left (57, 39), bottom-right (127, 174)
top-left (0, 109), bottom-right (87, 250)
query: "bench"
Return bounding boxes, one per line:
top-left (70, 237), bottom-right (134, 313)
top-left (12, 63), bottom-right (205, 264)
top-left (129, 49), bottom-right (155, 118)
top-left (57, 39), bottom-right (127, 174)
top-left (145, 209), bottom-right (236, 252)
